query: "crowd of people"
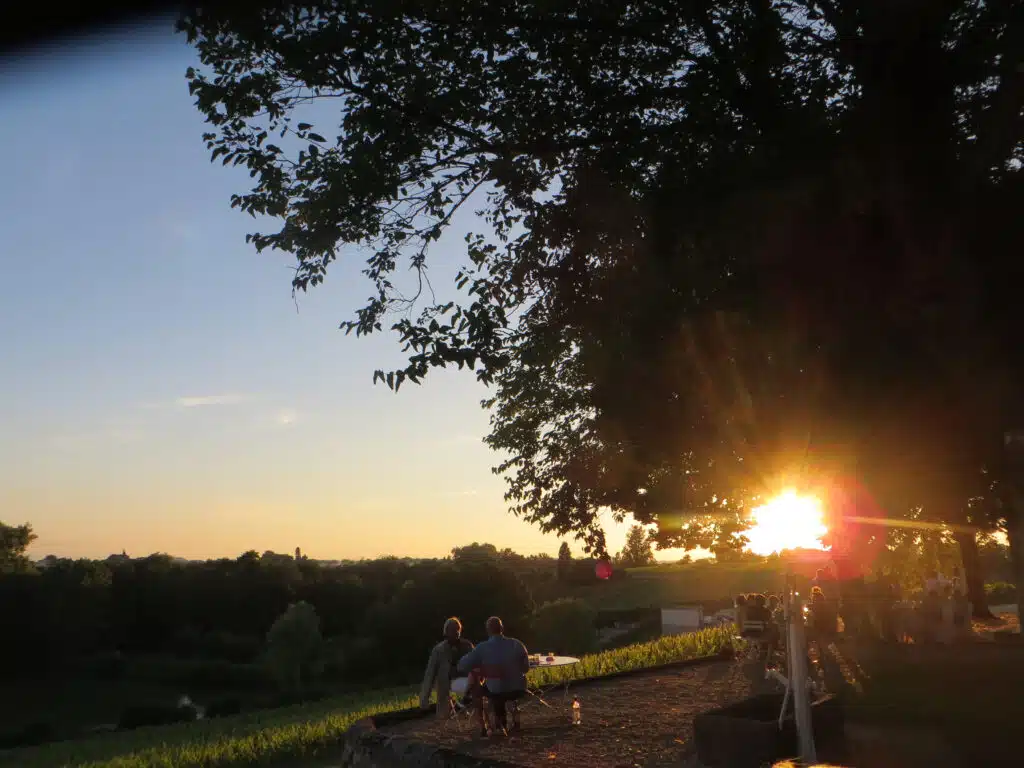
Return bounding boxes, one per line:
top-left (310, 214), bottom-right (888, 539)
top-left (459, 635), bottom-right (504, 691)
top-left (418, 615), bottom-right (531, 737)
top-left (734, 589), bottom-right (835, 652)
top-left (917, 569), bottom-right (973, 643)
top-left (733, 565), bottom-right (975, 652)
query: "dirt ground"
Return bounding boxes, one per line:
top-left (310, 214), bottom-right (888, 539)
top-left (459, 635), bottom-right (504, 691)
top-left (384, 661), bottom-right (755, 768)
top-left (972, 609), bottom-right (1020, 637)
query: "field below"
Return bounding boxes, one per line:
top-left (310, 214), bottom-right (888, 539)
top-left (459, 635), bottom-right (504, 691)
top-left (570, 559), bottom-right (789, 611)
top-left (0, 676), bottom-right (264, 739)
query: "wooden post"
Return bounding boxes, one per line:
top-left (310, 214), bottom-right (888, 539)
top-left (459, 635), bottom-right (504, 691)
top-left (788, 588), bottom-right (817, 764)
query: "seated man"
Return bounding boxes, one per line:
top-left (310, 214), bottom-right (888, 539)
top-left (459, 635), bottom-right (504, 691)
top-left (457, 616), bottom-right (529, 735)
top-left (419, 617), bottom-right (474, 717)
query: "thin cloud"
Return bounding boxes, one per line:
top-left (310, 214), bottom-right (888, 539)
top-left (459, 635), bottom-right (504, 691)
top-left (275, 408), bottom-right (298, 426)
top-left (175, 394), bottom-right (251, 408)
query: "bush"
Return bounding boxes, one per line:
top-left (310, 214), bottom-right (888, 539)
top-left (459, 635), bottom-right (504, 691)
top-left (986, 582), bottom-right (1017, 605)
top-left (265, 601), bottom-right (325, 693)
top-left (205, 697), bottom-right (243, 719)
top-left (0, 722), bottom-right (53, 749)
top-left (78, 650), bottom-right (127, 680)
top-left (170, 628), bottom-right (262, 663)
top-left (123, 655), bottom-right (271, 689)
top-left (264, 687), bottom-right (330, 709)
top-left (118, 704), bottom-right (197, 731)
top-left (531, 598), bottom-right (598, 655)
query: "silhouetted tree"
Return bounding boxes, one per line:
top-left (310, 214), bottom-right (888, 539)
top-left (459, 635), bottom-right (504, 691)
top-left (265, 601), bottom-right (324, 694)
top-left (616, 526), bottom-right (656, 568)
top-left (179, 2), bottom-right (1024, 575)
top-left (0, 522), bottom-right (36, 574)
top-left (556, 542), bottom-right (573, 583)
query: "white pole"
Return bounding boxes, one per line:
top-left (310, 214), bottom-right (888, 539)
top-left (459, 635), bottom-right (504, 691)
top-left (788, 588), bottom-right (817, 764)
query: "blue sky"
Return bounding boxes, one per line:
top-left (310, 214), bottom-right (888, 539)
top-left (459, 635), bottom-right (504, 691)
top-left (0, 21), bottom-right (658, 562)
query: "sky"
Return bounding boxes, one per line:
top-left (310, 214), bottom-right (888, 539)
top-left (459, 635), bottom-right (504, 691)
top-left (0, 20), bottom-right (669, 563)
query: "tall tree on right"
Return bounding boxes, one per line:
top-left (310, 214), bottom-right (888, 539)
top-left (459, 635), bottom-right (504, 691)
top-left (182, 1), bottom-right (1024, 597)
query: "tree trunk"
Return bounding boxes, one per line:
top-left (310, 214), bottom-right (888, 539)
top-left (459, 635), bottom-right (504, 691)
top-left (954, 530), bottom-right (993, 619)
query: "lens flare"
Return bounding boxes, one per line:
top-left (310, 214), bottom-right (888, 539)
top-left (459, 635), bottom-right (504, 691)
top-left (745, 490), bottom-right (828, 555)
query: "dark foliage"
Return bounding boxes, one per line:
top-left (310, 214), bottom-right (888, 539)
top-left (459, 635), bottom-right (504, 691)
top-left (117, 704), bottom-right (197, 732)
top-left (0, 544), bottom-right (539, 692)
top-left (0, 722), bottom-right (53, 750)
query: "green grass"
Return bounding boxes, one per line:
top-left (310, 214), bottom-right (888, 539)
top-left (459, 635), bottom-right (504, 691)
top-left (528, 625), bottom-right (735, 687)
top-left (0, 688), bottom-right (417, 768)
top-left (2, 627), bottom-right (733, 768)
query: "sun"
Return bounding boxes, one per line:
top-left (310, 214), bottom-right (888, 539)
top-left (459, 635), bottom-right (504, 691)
top-left (745, 490), bottom-right (828, 556)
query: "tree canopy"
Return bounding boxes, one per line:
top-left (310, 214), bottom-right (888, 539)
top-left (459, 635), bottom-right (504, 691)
top-left (0, 522), bottom-right (37, 574)
top-left (179, 1), bottom-right (1024, 556)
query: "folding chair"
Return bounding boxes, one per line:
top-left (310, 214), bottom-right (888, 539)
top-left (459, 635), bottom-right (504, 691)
top-left (441, 692), bottom-right (473, 734)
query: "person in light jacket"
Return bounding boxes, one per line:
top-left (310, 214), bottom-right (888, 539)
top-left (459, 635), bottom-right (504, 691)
top-left (419, 617), bottom-right (475, 716)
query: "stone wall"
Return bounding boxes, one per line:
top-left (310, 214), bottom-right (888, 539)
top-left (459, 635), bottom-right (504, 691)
top-left (331, 712), bottom-right (517, 768)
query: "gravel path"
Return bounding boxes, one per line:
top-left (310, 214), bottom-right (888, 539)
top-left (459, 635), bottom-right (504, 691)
top-left (384, 661), bottom-right (754, 767)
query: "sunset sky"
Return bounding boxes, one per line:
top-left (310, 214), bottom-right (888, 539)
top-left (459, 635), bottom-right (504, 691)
top-left (0, 20), bottom-right (668, 562)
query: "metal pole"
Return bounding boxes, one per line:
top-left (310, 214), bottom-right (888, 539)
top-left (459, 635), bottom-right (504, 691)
top-left (788, 588), bottom-right (817, 764)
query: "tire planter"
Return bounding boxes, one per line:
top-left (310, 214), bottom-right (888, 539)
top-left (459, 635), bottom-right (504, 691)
top-left (694, 693), bottom-right (845, 767)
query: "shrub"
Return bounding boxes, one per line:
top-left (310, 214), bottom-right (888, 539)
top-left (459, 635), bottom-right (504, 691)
top-left (205, 698), bottom-right (243, 719)
top-left (531, 598), bottom-right (599, 655)
top-left (985, 582), bottom-right (1017, 605)
top-left (170, 628), bottom-right (262, 663)
top-left (117, 704), bottom-right (197, 731)
top-left (123, 655), bottom-right (270, 689)
top-left (0, 722), bottom-right (53, 749)
top-left (265, 601), bottom-right (325, 693)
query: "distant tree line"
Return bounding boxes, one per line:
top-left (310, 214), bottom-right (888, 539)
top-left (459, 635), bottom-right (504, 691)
top-left (0, 527), bottom-right (624, 694)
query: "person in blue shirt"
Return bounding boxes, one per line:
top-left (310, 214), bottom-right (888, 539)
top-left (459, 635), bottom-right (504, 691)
top-left (457, 616), bottom-right (530, 734)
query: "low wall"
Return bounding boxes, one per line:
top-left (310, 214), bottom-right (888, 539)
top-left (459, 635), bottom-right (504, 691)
top-left (332, 713), bottom-right (517, 767)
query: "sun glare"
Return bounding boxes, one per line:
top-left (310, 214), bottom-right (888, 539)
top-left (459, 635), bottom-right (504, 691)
top-left (745, 490), bottom-right (828, 556)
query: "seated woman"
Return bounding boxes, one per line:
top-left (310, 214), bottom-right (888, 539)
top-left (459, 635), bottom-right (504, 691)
top-left (419, 617), bottom-right (474, 718)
